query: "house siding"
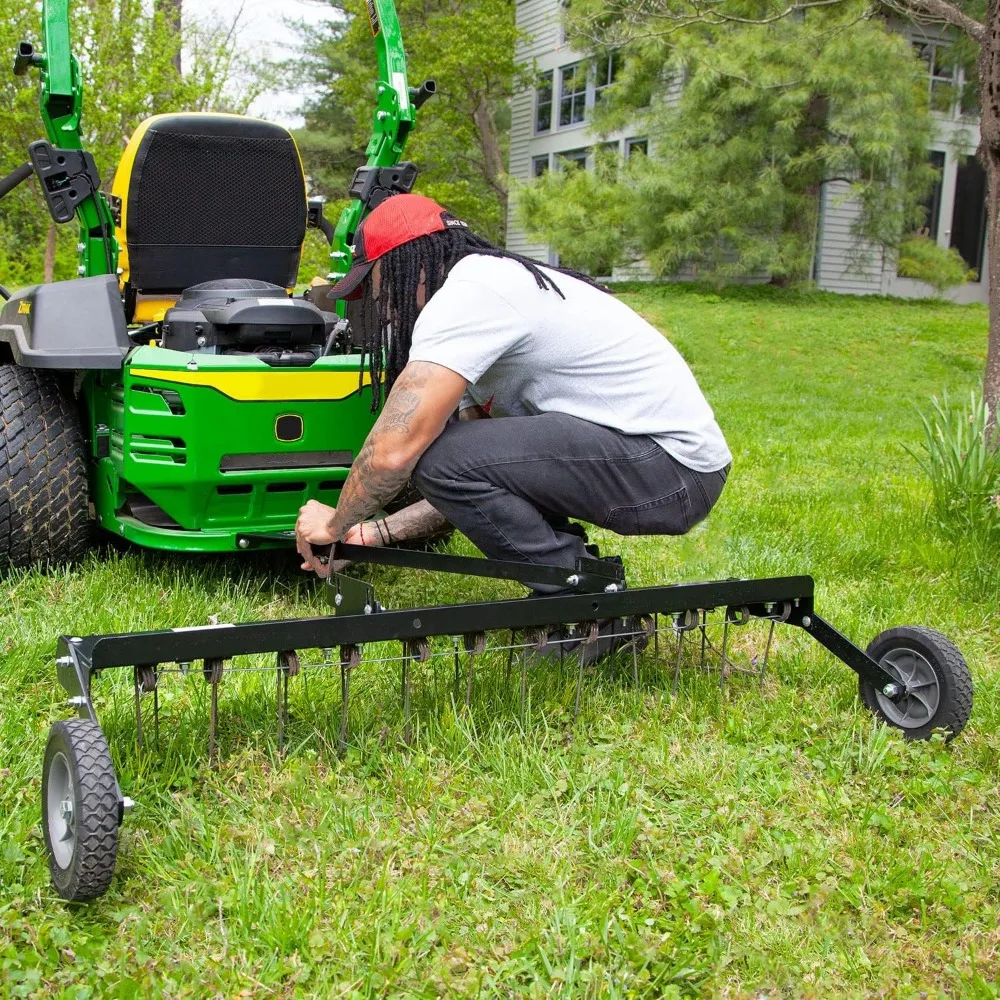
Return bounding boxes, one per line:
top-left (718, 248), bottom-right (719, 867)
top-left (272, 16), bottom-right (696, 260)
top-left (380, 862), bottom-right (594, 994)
top-left (507, 4), bottom-right (988, 303)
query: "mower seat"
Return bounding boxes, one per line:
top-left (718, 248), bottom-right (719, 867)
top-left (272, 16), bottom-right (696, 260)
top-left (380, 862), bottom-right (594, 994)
top-left (111, 113), bottom-right (307, 304)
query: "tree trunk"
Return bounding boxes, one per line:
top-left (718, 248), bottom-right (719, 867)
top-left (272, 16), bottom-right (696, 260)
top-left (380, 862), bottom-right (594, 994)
top-left (44, 223), bottom-right (57, 283)
top-left (156, 0), bottom-right (182, 75)
top-left (980, 0), bottom-right (1000, 426)
top-left (471, 98), bottom-right (508, 212)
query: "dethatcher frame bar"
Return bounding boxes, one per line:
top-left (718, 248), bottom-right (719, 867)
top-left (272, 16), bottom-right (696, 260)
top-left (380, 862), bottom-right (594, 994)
top-left (54, 553), bottom-right (903, 721)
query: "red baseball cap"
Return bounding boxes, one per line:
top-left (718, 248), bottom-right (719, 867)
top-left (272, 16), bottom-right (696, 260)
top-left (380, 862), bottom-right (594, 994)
top-left (327, 193), bottom-right (467, 300)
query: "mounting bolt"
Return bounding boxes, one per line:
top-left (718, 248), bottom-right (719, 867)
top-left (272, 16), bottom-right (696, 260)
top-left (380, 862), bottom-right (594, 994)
top-left (364, 604), bottom-right (373, 615)
top-left (121, 796), bottom-right (136, 814)
top-left (377, 111), bottom-right (389, 120)
top-left (66, 696), bottom-right (87, 708)
top-left (77, 265), bottom-right (86, 275)
top-left (882, 683), bottom-right (900, 698)
top-left (76, 242), bottom-right (86, 252)
top-left (801, 615), bottom-right (812, 628)
top-left (237, 537), bottom-right (249, 549)
top-left (196, 336), bottom-right (207, 347)
top-left (116, 267), bottom-right (124, 276)
top-left (179, 661), bottom-right (191, 674)
top-left (56, 656), bottom-right (72, 667)
top-left (604, 583), bottom-right (620, 593)
top-left (70, 637), bottom-right (82, 644)
top-left (59, 797), bottom-right (74, 823)
top-left (565, 574), bottom-right (580, 586)
top-left (334, 593), bottom-right (343, 607)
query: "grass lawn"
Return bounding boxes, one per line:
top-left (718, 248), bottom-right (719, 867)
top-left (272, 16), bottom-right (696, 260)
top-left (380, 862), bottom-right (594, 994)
top-left (2, 284), bottom-right (998, 998)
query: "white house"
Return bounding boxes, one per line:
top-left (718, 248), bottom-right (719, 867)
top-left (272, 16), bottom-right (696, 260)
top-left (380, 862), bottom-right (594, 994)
top-left (505, 0), bottom-right (988, 303)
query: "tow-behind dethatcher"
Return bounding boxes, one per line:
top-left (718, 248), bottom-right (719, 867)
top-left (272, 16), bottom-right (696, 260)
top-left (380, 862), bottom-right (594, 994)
top-left (43, 543), bottom-right (973, 900)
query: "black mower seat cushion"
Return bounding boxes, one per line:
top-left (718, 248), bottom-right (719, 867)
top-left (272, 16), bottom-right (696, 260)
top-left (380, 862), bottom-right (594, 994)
top-left (115, 114), bottom-right (307, 294)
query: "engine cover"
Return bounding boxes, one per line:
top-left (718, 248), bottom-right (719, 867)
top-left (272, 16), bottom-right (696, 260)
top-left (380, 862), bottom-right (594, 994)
top-left (162, 279), bottom-right (334, 359)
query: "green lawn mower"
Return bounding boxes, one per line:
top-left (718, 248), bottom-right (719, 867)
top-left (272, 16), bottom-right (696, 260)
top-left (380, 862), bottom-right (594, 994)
top-left (0, 0), bottom-right (434, 567)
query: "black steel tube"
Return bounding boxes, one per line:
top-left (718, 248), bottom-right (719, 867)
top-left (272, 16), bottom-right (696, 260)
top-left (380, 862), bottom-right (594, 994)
top-left (0, 161), bottom-right (33, 200)
top-left (800, 613), bottom-right (901, 694)
top-left (61, 576), bottom-right (815, 673)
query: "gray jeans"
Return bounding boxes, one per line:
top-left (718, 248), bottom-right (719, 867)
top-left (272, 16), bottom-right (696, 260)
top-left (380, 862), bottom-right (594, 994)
top-left (413, 412), bottom-right (728, 589)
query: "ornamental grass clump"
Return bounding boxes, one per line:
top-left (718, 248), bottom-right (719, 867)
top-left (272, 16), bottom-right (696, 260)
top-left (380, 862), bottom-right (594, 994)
top-left (910, 389), bottom-right (1000, 591)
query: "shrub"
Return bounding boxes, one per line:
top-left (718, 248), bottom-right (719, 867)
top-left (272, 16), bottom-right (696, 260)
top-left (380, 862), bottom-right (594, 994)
top-left (909, 390), bottom-right (1000, 591)
top-left (896, 235), bottom-right (975, 294)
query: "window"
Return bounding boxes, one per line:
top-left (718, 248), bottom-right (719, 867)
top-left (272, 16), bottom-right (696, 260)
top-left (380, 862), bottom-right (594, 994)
top-left (531, 155), bottom-right (550, 178)
top-left (918, 151), bottom-right (946, 240)
top-left (558, 148), bottom-right (588, 170)
top-left (559, 63), bottom-right (587, 126)
top-left (595, 141), bottom-right (620, 181)
top-left (914, 42), bottom-right (958, 114)
top-left (535, 71), bottom-right (553, 134)
top-left (594, 54), bottom-right (618, 103)
top-left (625, 137), bottom-right (648, 158)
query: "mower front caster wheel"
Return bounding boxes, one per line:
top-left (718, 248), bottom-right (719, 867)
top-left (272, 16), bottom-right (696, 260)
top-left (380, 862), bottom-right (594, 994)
top-left (860, 626), bottom-right (973, 742)
top-left (42, 719), bottom-right (120, 901)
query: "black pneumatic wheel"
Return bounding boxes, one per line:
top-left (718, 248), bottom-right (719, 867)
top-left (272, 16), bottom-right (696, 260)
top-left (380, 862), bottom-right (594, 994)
top-left (0, 364), bottom-right (90, 569)
top-left (42, 719), bottom-right (120, 901)
top-left (860, 626), bottom-right (973, 742)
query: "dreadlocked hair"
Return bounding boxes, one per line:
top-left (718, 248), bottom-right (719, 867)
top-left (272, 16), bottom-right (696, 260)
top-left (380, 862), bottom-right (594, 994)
top-left (357, 223), bottom-right (611, 411)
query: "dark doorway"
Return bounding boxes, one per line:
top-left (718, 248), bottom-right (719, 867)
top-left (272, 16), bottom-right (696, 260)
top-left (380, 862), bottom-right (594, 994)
top-left (920, 151), bottom-right (945, 239)
top-left (950, 155), bottom-right (987, 279)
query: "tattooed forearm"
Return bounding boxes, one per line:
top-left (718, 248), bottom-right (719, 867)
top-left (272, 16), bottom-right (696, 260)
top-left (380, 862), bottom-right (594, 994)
top-left (324, 363), bottom-right (447, 541)
top-left (384, 500), bottom-right (450, 540)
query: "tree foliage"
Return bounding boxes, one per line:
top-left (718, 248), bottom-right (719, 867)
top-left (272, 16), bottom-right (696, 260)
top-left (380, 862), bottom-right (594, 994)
top-left (518, 3), bottom-right (936, 283)
top-left (289, 0), bottom-right (526, 242)
top-left (1, 0), bottom-right (270, 286)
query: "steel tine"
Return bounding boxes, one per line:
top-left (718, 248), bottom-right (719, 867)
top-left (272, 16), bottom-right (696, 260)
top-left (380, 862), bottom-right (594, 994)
top-left (463, 632), bottom-right (484, 712)
top-left (520, 647), bottom-right (527, 723)
top-left (505, 631), bottom-right (515, 684)
top-left (453, 638), bottom-right (460, 703)
top-left (672, 621), bottom-right (684, 696)
top-left (133, 666), bottom-right (143, 751)
top-left (631, 626), bottom-right (640, 687)
top-left (402, 653), bottom-right (412, 746)
top-left (654, 612), bottom-right (659, 658)
top-left (700, 610), bottom-right (707, 669)
top-left (574, 643), bottom-right (586, 724)
top-left (338, 644), bottom-right (360, 757)
top-left (760, 620), bottom-right (777, 688)
top-left (720, 618), bottom-right (730, 690)
top-left (153, 685), bottom-right (159, 748)
top-left (276, 665), bottom-right (285, 756)
top-left (202, 658), bottom-right (223, 769)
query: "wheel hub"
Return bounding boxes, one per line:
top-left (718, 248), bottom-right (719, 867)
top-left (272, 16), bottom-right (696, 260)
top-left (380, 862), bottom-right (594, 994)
top-left (46, 752), bottom-right (76, 869)
top-left (874, 647), bottom-right (940, 729)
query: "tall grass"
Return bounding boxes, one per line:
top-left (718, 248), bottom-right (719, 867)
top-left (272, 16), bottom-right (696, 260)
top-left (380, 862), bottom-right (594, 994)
top-left (910, 389), bottom-right (1000, 593)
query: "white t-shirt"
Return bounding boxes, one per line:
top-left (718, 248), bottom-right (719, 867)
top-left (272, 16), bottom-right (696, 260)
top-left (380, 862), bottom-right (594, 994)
top-left (406, 254), bottom-right (732, 473)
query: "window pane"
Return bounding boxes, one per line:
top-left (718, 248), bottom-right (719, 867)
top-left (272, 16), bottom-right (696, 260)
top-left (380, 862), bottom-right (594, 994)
top-left (559, 148), bottom-right (588, 170)
top-left (626, 138), bottom-right (648, 158)
top-left (594, 54), bottom-right (618, 103)
top-left (531, 155), bottom-right (550, 178)
top-left (559, 63), bottom-right (587, 126)
top-left (918, 150), bottom-right (945, 241)
top-left (535, 71), bottom-right (553, 133)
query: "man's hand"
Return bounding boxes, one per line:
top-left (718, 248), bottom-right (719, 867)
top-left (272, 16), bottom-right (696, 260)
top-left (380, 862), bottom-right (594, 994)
top-left (296, 499), bottom-right (338, 576)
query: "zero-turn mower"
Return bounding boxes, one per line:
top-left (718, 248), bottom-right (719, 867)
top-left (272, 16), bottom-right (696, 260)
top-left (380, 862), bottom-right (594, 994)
top-left (0, 0), bottom-right (431, 565)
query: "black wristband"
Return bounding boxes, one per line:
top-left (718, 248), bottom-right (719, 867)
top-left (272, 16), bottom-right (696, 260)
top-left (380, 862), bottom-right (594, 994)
top-left (381, 518), bottom-right (394, 545)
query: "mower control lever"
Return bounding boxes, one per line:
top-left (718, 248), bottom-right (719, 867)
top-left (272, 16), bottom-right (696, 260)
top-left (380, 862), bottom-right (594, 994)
top-left (409, 79), bottom-right (436, 109)
top-left (0, 161), bottom-right (32, 201)
top-left (13, 41), bottom-right (41, 76)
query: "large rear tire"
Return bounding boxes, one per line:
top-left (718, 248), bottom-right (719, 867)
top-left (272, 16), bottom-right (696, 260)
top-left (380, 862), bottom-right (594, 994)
top-left (0, 364), bottom-right (90, 569)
